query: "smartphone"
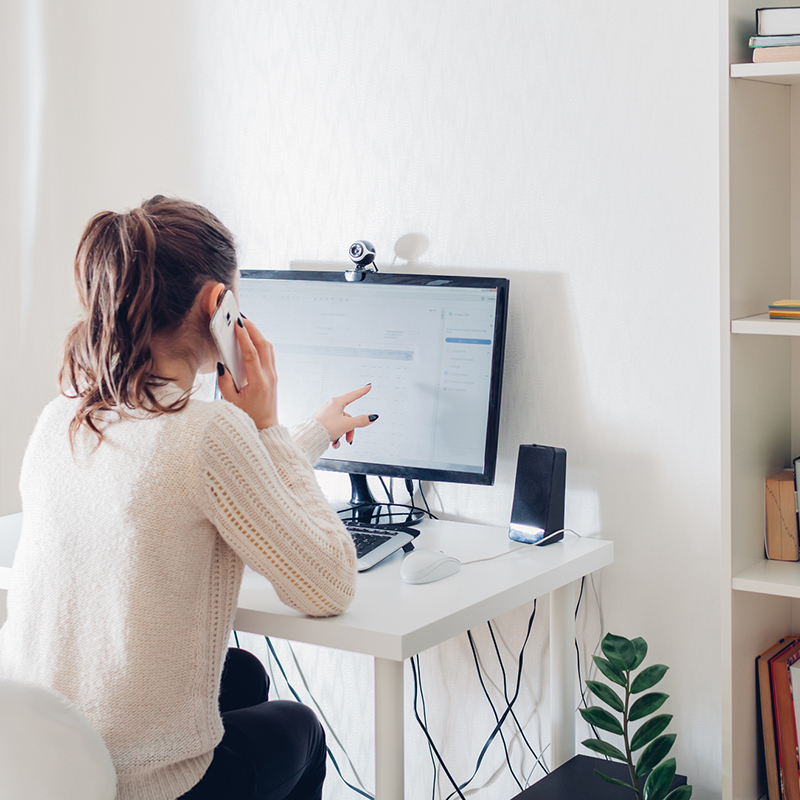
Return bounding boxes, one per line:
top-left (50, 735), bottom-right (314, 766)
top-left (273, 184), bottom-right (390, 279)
top-left (209, 289), bottom-right (247, 391)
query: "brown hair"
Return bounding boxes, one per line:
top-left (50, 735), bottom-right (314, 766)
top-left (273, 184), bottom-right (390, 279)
top-left (59, 195), bottom-right (237, 444)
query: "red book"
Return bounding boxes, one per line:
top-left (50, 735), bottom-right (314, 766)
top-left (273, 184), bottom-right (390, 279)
top-left (759, 636), bottom-right (800, 800)
top-left (771, 638), bottom-right (800, 800)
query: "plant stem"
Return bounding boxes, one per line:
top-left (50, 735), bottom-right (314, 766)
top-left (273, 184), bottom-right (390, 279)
top-left (622, 670), bottom-right (642, 800)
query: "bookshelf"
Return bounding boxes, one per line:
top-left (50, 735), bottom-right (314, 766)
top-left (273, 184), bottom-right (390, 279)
top-left (730, 62), bottom-right (800, 84)
top-left (732, 313), bottom-right (800, 335)
top-left (727, 9), bottom-right (800, 795)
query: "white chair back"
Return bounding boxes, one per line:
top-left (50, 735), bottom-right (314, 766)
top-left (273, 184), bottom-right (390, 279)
top-left (0, 679), bottom-right (116, 800)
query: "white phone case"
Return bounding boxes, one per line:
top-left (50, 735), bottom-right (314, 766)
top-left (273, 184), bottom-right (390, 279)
top-left (210, 290), bottom-right (246, 390)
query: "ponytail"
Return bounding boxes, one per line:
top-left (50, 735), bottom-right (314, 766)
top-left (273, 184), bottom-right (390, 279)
top-left (60, 196), bottom-right (237, 444)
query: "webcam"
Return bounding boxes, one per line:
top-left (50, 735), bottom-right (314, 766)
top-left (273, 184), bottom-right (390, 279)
top-left (348, 240), bottom-right (376, 268)
top-left (345, 240), bottom-right (377, 281)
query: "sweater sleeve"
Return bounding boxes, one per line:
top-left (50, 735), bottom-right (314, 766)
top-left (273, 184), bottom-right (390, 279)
top-left (197, 404), bottom-right (357, 617)
top-left (288, 417), bottom-right (332, 464)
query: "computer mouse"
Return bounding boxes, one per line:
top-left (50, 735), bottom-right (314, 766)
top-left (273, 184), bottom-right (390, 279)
top-left (400, 548), bottom-right (462, 584)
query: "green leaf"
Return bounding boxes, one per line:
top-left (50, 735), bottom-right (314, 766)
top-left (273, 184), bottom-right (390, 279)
top-left (631, 637), bottom-right (648, 670)
top-left (632, 664), bottom-right (669, 694)
top-left (587, 680), bottom-right (625, 712)
top-left (631, 716), bottom-right (673, 752)
top-left (630, 692), bottom-right (669, 721)
top-left (602, 633), bottom-right (637, 671)
top-left (579, 706), bottom-right (624, 735)
top-left (644, 758), bottom-right (677, 800)
top-left (664, 786), bottom-right (693, 800)
top-left (582, 738), bottom-right (627, 761)
top-left (595, 770), bottom-right (637, 790)
top-left (593, 655), bottom-right (627, 687)
top-left (636, 734), bottom-right (676, 775)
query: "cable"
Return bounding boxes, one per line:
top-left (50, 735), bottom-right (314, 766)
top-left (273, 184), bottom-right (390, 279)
top-left (411, 656), bottom-right (467, 799)
top-left (379, 476), bottom-right (394, 505)
top-left (459, 529), bottom-right (580, 567)
top-left (414, 654), bottom-right (439, 800)
top-left (443, 601), bottom-right (540, 800)
top-left (264, 638), bottom-right (374, 799)
top-left (486, 620), bottom-right (549, 777)
top-left (573, 578), bottom-right (605, 750)
top-left (466, 629), bottom-right (524, 792)
top-left (418, 482), bottom-right (437, 518)
top-left (284, 642), bottom-right (371, 794)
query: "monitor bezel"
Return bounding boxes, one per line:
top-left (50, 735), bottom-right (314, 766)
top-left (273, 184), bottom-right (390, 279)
top-left (239, 269), bottom-right (509, 486)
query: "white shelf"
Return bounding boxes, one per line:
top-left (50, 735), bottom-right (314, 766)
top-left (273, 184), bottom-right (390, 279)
top-left (731, 313), bottom-right (800, 335)
top-left (731, 62), bottom-right (800, 85)
top-left (733, 559), bottom-right (800, 599)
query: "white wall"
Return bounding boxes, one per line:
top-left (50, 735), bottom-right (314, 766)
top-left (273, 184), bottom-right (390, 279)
top-left (1, 1), bottom-right (723, 797)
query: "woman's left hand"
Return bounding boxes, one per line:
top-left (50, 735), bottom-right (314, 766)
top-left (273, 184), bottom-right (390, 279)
top-left (312, 385), bottom-right (378, 447)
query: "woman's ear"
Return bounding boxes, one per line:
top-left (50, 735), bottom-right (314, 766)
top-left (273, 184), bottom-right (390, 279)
top-left (205, 283), bottom-right (226, 319)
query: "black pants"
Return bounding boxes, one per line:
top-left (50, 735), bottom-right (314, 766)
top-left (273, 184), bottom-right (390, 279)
top-left (179, 648), bottom-right (327, 800)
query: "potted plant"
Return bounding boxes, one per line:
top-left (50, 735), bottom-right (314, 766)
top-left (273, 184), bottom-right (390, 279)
top-left (579, 633), bottom-right (693, 800)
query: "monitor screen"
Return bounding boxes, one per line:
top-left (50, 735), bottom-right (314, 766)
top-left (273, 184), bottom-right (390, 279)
top-left (238, 270), bottom-right (508, 485)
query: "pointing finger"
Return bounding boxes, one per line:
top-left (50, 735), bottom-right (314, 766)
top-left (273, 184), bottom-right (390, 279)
top-left (336, 384), bottom-right (372, 407)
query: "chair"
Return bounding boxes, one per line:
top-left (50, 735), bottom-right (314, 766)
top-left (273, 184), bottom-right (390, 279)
top-left (0, 678), bottom-right (116, 799)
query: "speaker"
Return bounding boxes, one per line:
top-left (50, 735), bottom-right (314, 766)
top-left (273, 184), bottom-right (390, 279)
top-left (508, 444), bottom-right (567, 545)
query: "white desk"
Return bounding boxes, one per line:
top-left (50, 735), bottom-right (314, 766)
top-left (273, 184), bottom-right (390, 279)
top-left (0, 513), bottom-right (612, 799)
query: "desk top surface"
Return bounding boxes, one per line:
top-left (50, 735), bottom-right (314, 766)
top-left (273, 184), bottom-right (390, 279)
top-left (0, 513), bottom-right (612, 661)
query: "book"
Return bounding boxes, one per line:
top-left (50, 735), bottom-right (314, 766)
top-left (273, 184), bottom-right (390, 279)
top-left (769, 301), bottom-right (800, 319)
top-left (754, 45), bottom-right (800, 62)
top-left (771, 638), bottom-right (800, 800)
top-left (758, 7), bottom-right (800, 37)
top-left (766, 470), bottom-right (800, 561)
top-left (760, 636), bottom-right (800, 800)
top-left (751, 34), bottom-right (800, 47)
top-left (791, 659), bottom-right (800, 796)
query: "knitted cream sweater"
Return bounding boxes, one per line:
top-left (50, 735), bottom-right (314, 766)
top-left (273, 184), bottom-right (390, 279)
top-left (0, 386), bottom-right (357, 800)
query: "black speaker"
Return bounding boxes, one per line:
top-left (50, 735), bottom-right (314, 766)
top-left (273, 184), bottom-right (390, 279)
top-left (508, 444), bottom-right (566, 545)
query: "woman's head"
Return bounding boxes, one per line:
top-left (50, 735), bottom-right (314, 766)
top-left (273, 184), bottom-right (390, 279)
top-left (61, 195), bottom-right (237, 442)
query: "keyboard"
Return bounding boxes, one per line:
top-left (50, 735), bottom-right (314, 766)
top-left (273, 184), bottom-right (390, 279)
top-left (343, 521), bottom-right (419, 571)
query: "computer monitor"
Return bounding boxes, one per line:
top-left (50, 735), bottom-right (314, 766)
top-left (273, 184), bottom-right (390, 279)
top-left (238, 269), bottom-right (508, 518)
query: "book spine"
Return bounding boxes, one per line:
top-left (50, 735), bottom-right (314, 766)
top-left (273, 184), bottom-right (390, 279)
top-left (751, 34), bottom-right (800, 48)
top-left (757, 7), bottom-right (800, 37)
top-left (773, 650), bottom-right (800, 800)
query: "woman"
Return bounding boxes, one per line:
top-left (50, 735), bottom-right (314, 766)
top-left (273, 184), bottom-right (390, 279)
top-left (0, 196), bottom-right (373, 800)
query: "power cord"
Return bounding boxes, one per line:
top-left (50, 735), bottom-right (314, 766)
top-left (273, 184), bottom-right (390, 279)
top-left (437, 601), bottom-right (539, 800)
top-left (467, 628), bottom-right (524, 792)
top-left (486, 620), bottom-right (550, 776)
top-left (263, 637), bottom-right (374, 799)
top-left (410, 656), bottom-right (467, 799)
top-left (574, 571), bottom-right (607, 754)
top-left (413, 653), bottom-right (439, 800)
top-left (458, 529), bottom-right (581, 567)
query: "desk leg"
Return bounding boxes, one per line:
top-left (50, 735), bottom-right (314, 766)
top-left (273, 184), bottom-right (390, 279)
top-left (375, 657), bottom-right (404, 800)
top-left (550, 580), bottom-right (576, 769)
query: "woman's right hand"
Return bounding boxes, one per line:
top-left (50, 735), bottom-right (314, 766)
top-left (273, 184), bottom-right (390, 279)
top-left (216, 317), bottom-right (279, 430)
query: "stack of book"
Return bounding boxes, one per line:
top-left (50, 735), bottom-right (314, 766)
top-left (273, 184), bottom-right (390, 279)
top-left (758, 636), bottom-right (800, 800)
top-left (769, 300), bottom-right (800, 319)
top-left (751, 7), bottom-right (800, 62)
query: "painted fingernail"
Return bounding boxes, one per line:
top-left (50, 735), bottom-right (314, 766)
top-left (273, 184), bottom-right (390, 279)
top-left (241, 313), bottom-right (248, 319)
top-left (237, 317), bottom-right (244, 327)
top-left (368, 414), bottom-right (379, 422)
top-left (332, 440), bottom-right (341, 449)
top-left (217, 362), bottom-right (225, 376)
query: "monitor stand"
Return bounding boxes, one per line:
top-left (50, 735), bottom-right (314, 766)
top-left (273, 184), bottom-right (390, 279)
top-left (336, 474), bottom-right (424, 527)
